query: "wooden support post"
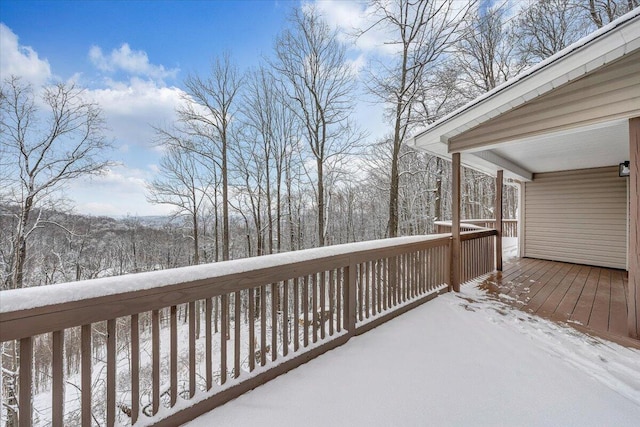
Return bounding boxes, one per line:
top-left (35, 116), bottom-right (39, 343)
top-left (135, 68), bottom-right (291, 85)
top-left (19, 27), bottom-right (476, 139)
top-left (628, 117), bottom-right (640, 339)
top-left (451, 153), bottom-right (461, 292)
top-left (344, 263), bottom-right (357, 334)
top-left (496, 170), bottom-right (504, 271)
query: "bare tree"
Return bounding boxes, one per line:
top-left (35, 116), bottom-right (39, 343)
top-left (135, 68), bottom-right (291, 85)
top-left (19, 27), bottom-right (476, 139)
top-left (514, 0), bottom-right (591, 65)
top-left (0, 76), bottom-right (111, 290)
top-left (360, 0), bottom-right (470, 237)
top-left (581, 0), bottom-right (639, 27)
top-left (177, 53), bottom-right (242, 261)
top-left (272, 6), bottom-right (362, 247)
top-left (147, 144), bottom-right (211, 265)
top-left (241, 66), bottom-right (302, 254)
top-left (454, 4), bottom-right (523, 99)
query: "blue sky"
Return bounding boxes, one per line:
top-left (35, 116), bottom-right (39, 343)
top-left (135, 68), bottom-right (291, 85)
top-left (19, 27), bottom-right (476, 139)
top-left (2, 1), bottom-right (291, 78)
top-left (0, 0), bottom-right (393, 216)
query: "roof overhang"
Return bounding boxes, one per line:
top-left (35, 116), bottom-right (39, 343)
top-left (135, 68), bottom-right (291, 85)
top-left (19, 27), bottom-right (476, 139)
top-left (411, 9), bottom-right (640, 181)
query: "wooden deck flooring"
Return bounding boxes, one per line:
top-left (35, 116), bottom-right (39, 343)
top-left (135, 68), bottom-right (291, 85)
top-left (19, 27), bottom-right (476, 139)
top-left (479, 257), bottom-right (636, 345)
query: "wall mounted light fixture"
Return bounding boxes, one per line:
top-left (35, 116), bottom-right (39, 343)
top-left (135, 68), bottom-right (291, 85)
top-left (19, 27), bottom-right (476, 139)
top-left (619, 161), bottom-right (630, 177)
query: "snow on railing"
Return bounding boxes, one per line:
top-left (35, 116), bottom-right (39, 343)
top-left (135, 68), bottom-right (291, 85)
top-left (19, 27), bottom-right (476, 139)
top-left (434, 219), bottom-right (517, 237)
top-left (1, 234), bottom-right (463, 427)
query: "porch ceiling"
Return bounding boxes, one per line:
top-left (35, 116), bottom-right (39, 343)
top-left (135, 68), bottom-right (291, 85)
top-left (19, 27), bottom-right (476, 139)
top-left (471, 118), bottom-right (630, 176)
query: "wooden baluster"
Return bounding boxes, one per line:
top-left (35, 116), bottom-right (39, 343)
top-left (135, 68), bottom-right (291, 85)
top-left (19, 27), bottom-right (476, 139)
top-left (19, 337), bottom-right (32, 427)
top-left (376, 260), bottom-right (382, 313)
top-left (221, 294), bottom-right (228, 382)
top-left (372, 261), bottom-right (378, 316)
top-left (336, 270), bottom-right (342, 333)
top-left (413, 252), bottom-right (418, 297)
top-left (249, 288), bottom-right (255, 372)
top-left (206, 298), bottom-right (213, 389)
top-left (271, 283), bottom-right (278, 361)
top-left (294, 278), bottom-right (300, 350)
top-left (52, 331), bottom-right (64, 426)
top-left (358, 264), bottom-right (364, 321)
top-left (283, 280), bottom-right (289, 356)
top-left (260, 286), bottom-right (266, 366)
top-left (320, 272), bottom-right (326, 339)
top-left (235, 291), bottom-right (242, 374)
top-left (329, 270), bottom-right (335, 335)
top-left (189, 301), bottom-right (197, 396)
top-left (131, 314), bottom-right (139, 424)
top-left (152, 310), bottom-right (160, 415)
top-left (303, 276), bottom-right (309, 347)
top-left (312, 274), bottom-right (318, 343)
top-left (383, 258), bottom-right (389, 310)
top-left (107, 319), bottom-right (116, 426)
top-left (365, 262), bottom-right (370, 319)
top-left (170, 305), bottom-right (177, 406)
top-left (81, 324), bottom-right (92, 425)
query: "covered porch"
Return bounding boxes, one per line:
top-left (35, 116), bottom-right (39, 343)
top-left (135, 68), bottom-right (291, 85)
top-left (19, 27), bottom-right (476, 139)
top-left (413, 9), bottom-right (640, 339)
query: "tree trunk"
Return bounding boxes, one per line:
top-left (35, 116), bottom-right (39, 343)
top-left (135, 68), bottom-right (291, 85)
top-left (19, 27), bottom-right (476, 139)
top-left (11, 195), bottom-right (33, 289)
top-left (222, 135), bottom-right (230, 261)
top-left (317, 156), bottom-right (325, 247)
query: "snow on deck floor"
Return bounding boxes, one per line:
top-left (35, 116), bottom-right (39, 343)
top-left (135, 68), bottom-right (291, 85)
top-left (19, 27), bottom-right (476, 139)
top-left (186, 286), bottom-right (640, 427)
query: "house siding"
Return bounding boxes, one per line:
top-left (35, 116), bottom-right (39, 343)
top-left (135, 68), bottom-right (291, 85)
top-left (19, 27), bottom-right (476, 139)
top-left (450, 50), bottom-right (640, 152)
top-left (524, 166), bottom-right (627, 269)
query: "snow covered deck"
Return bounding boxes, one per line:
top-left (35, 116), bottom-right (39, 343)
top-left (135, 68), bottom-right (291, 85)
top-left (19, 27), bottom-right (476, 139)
top-left (479, 258), bottom-right (636, 346)
top-left (186, 287), bottom-right (640, 426)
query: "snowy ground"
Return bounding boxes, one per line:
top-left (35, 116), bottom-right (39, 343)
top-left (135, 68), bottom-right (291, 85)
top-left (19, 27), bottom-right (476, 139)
top-left (186, 284), bottom-right (640, 427)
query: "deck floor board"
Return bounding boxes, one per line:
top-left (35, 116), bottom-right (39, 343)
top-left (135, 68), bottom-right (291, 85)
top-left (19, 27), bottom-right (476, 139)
top-left (480, 258), bottom-right (630, 340)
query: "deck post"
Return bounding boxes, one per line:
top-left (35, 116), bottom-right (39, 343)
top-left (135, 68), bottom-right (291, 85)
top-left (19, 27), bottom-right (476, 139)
top-left (344, 263), bottom-right (357, 334)
top-left (628, 117), bottom-right (640, 339)
top-left (451, 153), bottom-right (461, 292)
top-left (495, 170), bottom-right (503, 271)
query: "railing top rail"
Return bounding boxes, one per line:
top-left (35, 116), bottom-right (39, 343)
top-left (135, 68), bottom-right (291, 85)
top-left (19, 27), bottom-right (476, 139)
top-left (0, 234), bottom-right (451, 341)
top-left (460, 229), bottom-right (498, 241)
top-left (434, 221), bottom-right (486, 230)
top-left (434, 219), bottom-right (516, 226)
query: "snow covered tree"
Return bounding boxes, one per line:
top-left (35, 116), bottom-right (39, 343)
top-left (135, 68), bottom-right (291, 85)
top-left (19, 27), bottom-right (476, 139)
top-left (0, 76), bottom-right (111, 290)
top-left (272, 6), bottom-right (362, 247)
top-left (360, 0), bottom-right (470, 237)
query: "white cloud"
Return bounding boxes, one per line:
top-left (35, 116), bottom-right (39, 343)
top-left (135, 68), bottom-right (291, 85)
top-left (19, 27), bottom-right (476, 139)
top-left (0, 23), bottom-right (51, 85)
top-left (89, 43), bottom-right (179, 82)
top-left (310, 0), bottom-right (399, 55)
top-left (70, 165), bottom-right (173, 216)
top-left (87, 78), bottom-right (186, 148)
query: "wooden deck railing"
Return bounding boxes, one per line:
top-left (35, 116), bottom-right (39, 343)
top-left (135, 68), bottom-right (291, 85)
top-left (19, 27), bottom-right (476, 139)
top-left (0, 227), bottom-right (500, 426)
top-left (1, 233), bottom-right (479, 427)
top-left (434, 221), bottom-right (500, 283)
top-left (445, 219), bottom-right (517, 237)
